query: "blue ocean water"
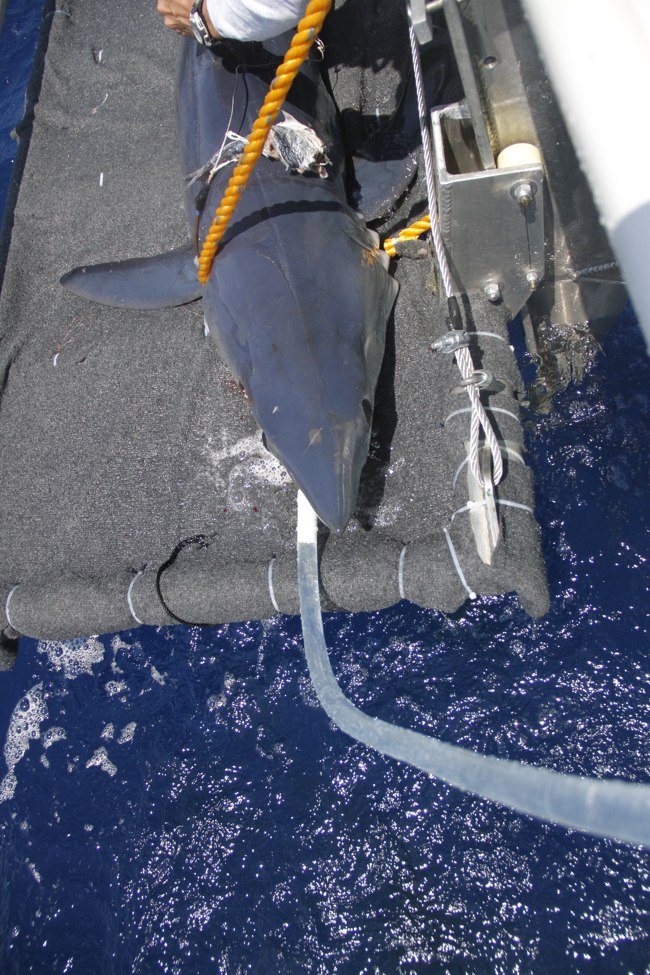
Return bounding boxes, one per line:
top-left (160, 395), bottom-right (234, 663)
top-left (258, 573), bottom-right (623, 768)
top-left (0, 0), bottom-right (44, 217)
top-left (1, 5), bottom-right (650, 974)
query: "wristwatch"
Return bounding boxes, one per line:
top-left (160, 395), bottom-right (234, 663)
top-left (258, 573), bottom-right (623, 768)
top-left (189, 0), bottom-right (216, 46)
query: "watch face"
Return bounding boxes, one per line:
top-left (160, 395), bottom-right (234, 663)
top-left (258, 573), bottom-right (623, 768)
top-left (189, 2), bottom-right (211, 45)
top-left (189, 19), bottom-right (203, 45)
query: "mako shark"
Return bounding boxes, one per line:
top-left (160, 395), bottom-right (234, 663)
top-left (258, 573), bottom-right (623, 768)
top-left (61, 39), bottom-right (402, 532)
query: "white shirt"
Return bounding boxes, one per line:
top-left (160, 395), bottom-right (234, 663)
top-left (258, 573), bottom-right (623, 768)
top-left (205, 0), bottom-right (310, 42)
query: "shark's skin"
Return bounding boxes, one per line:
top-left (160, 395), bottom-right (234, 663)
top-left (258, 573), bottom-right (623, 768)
top-left (62, 39), bottom-right (398, 532)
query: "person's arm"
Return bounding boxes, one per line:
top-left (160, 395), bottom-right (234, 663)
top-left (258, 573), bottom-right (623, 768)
top-left (156, 0), bottom-right (220, 38)
top-left (156, 0), bottom-right (309, 42)
top-left (205, 0), bottom-right (309, 42)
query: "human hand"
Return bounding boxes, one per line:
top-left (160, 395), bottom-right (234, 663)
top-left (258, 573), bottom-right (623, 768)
top-left (156, 0), bottom-right (219, 38)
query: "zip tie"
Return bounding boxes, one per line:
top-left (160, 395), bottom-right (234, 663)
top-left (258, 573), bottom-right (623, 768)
top-left (443, 406), bottom-right (520, 428)
top-left (398, 545), bottom-right (408, 600)
top-left (450, 498), bottom-right (533, 526)
top-left (468, 330), bottom-right (510, 345)
top-left (443, 529), bottom-right (477, 601)
top-left (452, 455), bottom-right (470, 490)
top-left (453, 442), bottom-right (526, 490)
top-left (500, 445), bottom-right (525, 467)
top-left (455, 369), bottom-right (492, 389)
top-left (496, 499), bottom-right (534, 516)
top-left (268, 557), bottom-right (280, 613)
top-left (5, 585), bottom-right (18, 631)
top-left (450, 499), bottom-right (487, 523)
top-left (127, 571), bottom-right (144, 626)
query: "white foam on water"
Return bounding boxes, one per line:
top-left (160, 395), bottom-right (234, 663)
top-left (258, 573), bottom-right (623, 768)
top-left (111, 635), bottom-right (134, 654)
top-left (0, 684), bottom-right (49, 802)
top-left (207, 692), bottom-right (227, 711)
top-left (0, 773), bottom-right (18, 800)
top-left (117, 722), bottom-right (136, 745)
top-left (43, 727), bottom-right (66, 749)
top-left (85, 747), bottom-right (117, 778)
top-left (105, 680), bottom-right (127, 697)
top-left (37, 636), bottom-right (105, 679)
top-left (26, 861), bottom-right (42, 884)
top-left (109, 635), bottom-right (140, 676)
top-left (101, 723), bottom-right (115, 740)
top-left (150, 665), bottom-right (166, 685)
top-left (207, 673), bottom-right (237, 714)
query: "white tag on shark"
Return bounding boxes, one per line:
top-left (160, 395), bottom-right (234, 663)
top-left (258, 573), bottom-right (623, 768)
top-left (263, 112), bottom-right (331, 178)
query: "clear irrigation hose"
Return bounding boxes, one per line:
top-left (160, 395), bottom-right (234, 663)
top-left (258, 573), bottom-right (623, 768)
top-left (296, 491), bottom-right (650, 847)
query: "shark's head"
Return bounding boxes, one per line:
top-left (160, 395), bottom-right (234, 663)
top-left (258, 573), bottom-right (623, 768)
top-left (259, 392), bottom-right (375, 534)
top-left (202, 199), bottom-right (397, 533)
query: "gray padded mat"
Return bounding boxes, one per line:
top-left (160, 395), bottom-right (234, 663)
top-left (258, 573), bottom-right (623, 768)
top-left (0, 0), bottom-right (548, 640)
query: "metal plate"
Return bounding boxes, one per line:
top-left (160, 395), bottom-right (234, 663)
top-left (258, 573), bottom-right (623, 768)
top-left (432, 102), bottom-right (544, 316)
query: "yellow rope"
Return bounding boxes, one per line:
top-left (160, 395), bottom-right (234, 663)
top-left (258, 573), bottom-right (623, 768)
top-left (197, 0), bottom-right (333, 285)
top-left (383, 215), bottom-right (431, 258)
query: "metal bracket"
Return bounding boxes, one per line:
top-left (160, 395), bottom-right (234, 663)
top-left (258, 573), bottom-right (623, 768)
top-left (408, 0), bottom-right (444, 47)
top-left (431, 102), bottom-right (545, 317)
top-left (442, 0), bottom-right (495, 170)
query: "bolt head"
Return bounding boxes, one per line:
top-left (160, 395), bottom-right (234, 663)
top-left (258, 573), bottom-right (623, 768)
top-left (483, 281), bottom-right (501, 303)
top-left (526, 270), bottom-right (540, 291)
top-left (513, 181), bottom-right (534, 207)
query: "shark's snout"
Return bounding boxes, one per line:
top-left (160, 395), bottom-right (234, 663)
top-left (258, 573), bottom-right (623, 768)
top-left (265, 408), bottom-right (371, 533)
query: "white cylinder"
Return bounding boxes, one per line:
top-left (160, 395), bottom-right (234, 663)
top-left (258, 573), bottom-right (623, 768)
top-left (521, 0), bottom-right (650, 351)
top-left (496, 143), bottom-right (543, 169)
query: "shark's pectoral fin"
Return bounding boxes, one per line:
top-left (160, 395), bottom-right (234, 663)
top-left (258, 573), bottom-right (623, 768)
top-left (352, 155), bottom-right (418, 223)
top-left (350, 50), bottom-right (448, 223)
top-left (60, 243), bottom-right (202, 309)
